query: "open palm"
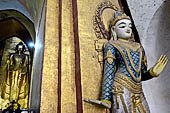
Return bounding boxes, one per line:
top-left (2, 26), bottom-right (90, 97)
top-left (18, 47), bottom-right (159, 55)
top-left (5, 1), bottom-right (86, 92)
top-left (152, 55), bottom-right (168, 75)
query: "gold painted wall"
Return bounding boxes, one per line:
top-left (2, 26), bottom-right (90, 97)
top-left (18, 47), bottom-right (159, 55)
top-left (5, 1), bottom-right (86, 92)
top-left (78, 0), bottom-right (120, 113)
top-left (40, 0), bottom-right (120, 113)
top-left (40, 0), bottom-right (59, 112)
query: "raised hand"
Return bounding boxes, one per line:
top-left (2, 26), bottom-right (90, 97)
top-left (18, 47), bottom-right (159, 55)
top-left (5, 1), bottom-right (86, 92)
top-left (151, 55), bottom-right (168, 77)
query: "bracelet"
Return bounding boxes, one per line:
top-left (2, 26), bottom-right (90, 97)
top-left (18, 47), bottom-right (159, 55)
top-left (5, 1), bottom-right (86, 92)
top-left (101, 99), bottom-right (111, 105)
top-left (149, 68), bottom-right (160, 77)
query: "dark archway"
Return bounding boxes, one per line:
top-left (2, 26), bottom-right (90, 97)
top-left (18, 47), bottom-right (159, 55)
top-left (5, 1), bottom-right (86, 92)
top-left (0, 9), bottom-right (35, 67)
top-left (0, 9), bottom-right (35, 111)
top-left (0, 10), bottom-right (35, 42)
top-left (0, 16), bottom-right (34, 64)
top-left (0, 17), bottom-right (32, 48)
top-left (0, 0), bottom-right (46, 112)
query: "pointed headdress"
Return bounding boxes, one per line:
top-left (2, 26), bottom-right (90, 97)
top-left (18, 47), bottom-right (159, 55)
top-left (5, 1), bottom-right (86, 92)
top-left (111, 11), bottom-right (131, 26)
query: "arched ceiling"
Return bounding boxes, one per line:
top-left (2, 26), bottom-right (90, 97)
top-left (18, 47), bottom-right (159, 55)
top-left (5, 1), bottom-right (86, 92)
top-left (0, 0), bottom-right (46, 43)
top-left (17, 0), bottom-right (45, 24)
top-left (0, 0), bottom-right (45, 30)
top-left (0, 0), bottom-right (32, 21)
top-left (0, 10), bottom-right (35, 42)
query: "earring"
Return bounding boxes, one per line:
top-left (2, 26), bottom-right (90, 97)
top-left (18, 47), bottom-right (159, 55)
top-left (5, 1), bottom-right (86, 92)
top-left (111, 27), bottom-right (117, 40)
top-left (129, 33), bottom-right (135, 42)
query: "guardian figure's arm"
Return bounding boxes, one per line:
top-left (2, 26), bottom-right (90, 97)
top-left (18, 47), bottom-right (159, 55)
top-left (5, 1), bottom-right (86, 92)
top-left (100, 42), bottom-right (116, 106)
top-left (141, 48), bottom-right (168, 81)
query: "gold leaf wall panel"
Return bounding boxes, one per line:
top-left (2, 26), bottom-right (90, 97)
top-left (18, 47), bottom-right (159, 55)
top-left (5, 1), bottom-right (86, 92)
top-left (40, 0), bottom-right (120, 113)
top-left (40, 0), bottom-right (59, 112)
top-left (78, 0), bottom-right (119, 113)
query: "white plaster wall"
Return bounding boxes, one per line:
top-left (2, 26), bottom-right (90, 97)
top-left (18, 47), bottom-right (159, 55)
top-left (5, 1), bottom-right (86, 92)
top-left (126, 0), bottom-right (165, 42)
top-left (126, 0), bottom-right (170, 113)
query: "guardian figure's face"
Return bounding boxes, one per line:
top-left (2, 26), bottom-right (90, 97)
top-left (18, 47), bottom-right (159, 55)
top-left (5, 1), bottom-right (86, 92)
top-left (114, 19), bottom-right (132, 39)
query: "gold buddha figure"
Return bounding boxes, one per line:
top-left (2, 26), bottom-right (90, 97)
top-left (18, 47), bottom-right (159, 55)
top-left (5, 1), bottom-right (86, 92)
top-left (0, 42), bottom-right (29, 110)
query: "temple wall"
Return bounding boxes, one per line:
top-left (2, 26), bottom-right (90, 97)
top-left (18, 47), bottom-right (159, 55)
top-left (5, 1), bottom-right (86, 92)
top-left (29, 1), bottom-right (46, 112)
top-left (40, 0), bottom-right (59, 112)
top-left (126, 0), bottom-right (165, 41)
top-left (40, 0), bottom-right (120, 113)
top-left (1, 0), bottom-right (170, 113)
top-left (127, 0), bottom-right (170, 113)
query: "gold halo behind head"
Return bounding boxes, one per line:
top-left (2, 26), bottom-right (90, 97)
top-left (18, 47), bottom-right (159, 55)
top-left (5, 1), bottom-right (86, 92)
top-left (102, 9), bottom-right (116, 31)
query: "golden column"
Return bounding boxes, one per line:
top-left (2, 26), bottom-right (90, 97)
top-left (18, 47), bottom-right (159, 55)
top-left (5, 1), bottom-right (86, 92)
top-left (40, 0), bottom-right (59, 112)
top-left (40, 0), bottom-right (121, 113)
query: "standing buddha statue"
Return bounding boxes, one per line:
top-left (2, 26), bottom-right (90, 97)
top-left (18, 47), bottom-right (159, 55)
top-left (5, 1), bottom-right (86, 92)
top-left (0, 42), bottom-right (29, 110)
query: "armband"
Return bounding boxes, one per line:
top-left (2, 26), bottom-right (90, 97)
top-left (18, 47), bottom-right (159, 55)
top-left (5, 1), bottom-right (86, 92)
top-left (103, 50), bottom-right (116, 64)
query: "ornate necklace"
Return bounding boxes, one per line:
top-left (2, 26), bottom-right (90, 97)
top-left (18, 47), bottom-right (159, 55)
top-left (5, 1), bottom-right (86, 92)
top-left (109, 40), bottom-right (143, 82)
top-left (126, 48), bottom-right (142, 73)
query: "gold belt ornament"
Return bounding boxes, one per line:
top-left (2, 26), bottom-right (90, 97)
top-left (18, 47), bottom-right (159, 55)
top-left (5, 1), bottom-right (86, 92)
top-left (131, 94), bottom-right (146, 113)
top-left (112, 85), bottom-right (128, 113)
top-left (113, 73), bottom-right (146, 113)
top-left (114, 73), bottom-right (142, 94)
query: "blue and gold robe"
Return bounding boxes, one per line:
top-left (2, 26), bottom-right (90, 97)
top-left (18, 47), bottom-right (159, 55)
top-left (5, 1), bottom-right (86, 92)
top-left (101, 40), bottom-right (153, 113)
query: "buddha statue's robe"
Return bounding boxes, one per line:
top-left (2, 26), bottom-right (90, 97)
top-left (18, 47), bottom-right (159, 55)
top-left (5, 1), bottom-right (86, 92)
top-left (0, 53), bottom-right (29, 109)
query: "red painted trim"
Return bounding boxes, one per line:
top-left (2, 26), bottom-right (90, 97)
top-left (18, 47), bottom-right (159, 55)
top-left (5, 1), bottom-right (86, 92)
top-left (118, 0), bottom-right (124, 12)
top-left (17, 0), bottom-right (33, 21)
top-left (72, 0), bottom-right (83, 113)
top-left (57, 0), bottom-right (62, 113)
